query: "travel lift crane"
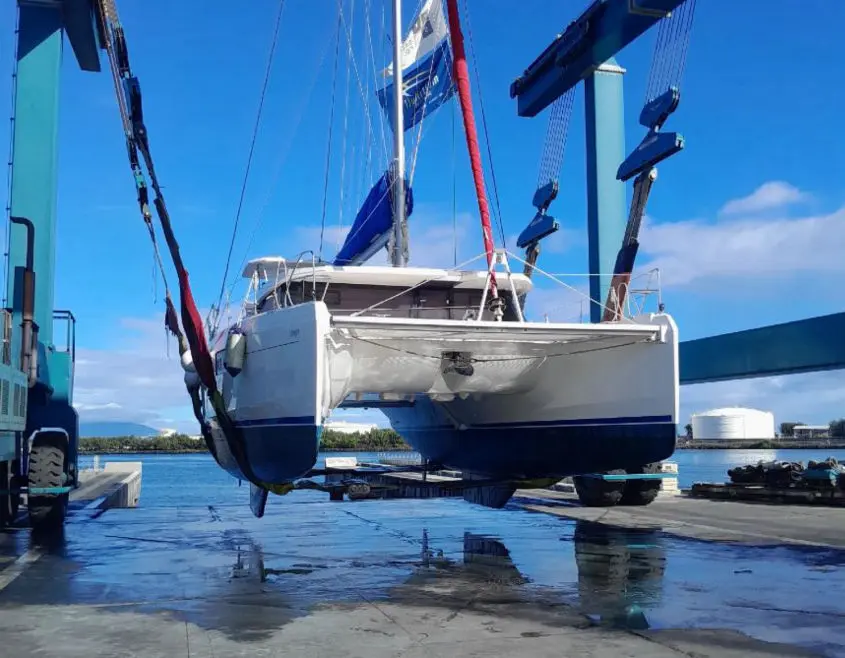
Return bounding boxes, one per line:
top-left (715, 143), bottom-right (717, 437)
top-left (512, 0), bottom-right (696, 506)
top-left (514, 0), bottom-right (694, 312)
top-left (1, 0), bottom-right (92, 531)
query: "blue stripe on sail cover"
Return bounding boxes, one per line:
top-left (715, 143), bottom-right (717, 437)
top-left (377, 37), bottom-right (455, 133)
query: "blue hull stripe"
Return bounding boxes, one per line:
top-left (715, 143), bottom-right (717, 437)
top-left (234, 416), bottom-right (316, 428)
top-left (456, 414), bottom-right (673, 429)
top-left (232, 414), bottom-right (672, 430)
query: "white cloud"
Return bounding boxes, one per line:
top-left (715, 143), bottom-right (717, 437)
top-left (640, 201), bottom-right (845, 287)
top-left (74, 316), bottom-right (198, 433)
top-left (719, 181), bottom-right (808, 216)
top-left (680, 370), bottom-right (845, 428)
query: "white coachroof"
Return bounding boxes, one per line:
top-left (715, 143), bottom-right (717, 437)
top-left (242, 257), bottom-right (534, 294)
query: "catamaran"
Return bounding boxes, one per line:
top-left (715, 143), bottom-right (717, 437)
top-left (197, 0), bottom-right (679, 513)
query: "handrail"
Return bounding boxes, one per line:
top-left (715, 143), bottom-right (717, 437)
top-left (53, 309), bottom-right (77, 362)
top-left (234, 250), bottom-right (665, 325)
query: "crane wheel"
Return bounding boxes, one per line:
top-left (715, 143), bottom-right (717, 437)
top-left (27, 432), bottom-right (69, 533)
top-left (574, 470), bottom-right (626, 507)
top-left (619, 463), bottom-right (661, 506)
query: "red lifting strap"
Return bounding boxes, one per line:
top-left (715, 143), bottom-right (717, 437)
top-left (445, 0), bottom-right (497, 295)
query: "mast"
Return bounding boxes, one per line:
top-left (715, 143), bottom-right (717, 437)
top-left (389, 0), bottom-right (407, 267)
top-left (445, 0), bottom-right (497, 296)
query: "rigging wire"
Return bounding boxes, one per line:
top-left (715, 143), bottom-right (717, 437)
top-left (339, 2), bottom-right (390, 175)
top-left (461, 0), bottom-right (507, 250)
top-left (537, 86), bottom-right (576, 187)
top-left (221, 14), bottom-right (340, 311)
top-left (214, 0), bottom-right (287, 315)
top-left (645, 0), bottom-right (697, 102)
top-left (318, 8), bottom-right (344, 261)
top-left (452, 97), bottom-right (457, 267)
top-left (335, 0), bottom-right (356, 251)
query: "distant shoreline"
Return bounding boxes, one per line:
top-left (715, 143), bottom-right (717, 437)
top-left (676, 440), bottom-right (845, 450)
top-left (78, 447), bottom-right (416, 455)
top-left (79, 444), bottom-right (845, 456)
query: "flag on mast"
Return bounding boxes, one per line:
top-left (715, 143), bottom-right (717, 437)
top-left (377, 0), bottom-right (455, 133)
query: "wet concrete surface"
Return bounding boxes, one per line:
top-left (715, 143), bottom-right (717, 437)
top-left (515, 489), bottom-right (845, 548)
top-left (0, 493), bottom-right (842, 657)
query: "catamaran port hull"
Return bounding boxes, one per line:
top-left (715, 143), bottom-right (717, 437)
top-left (208, 300), bottom-right (679, 485)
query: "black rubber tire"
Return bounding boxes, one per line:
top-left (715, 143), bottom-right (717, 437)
top-left (27, 436), bottom-right (68, 532)
top-left (1, 461), bottom-right (20, 528)
top-left (574, 470), bottom-right (626, 507)
top-left (620, 463), bottom-right (661, 506)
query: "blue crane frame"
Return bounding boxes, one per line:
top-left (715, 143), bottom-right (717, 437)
top-left (510, 0), bottom-right (844, 384)
top-left (1, 0), bottom-right (99, 474)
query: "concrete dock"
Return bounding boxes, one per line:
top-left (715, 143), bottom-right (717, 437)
top-left (73, 461), bottom-right (143, 511)
top-left (1, 475), bottom-right (844, 657)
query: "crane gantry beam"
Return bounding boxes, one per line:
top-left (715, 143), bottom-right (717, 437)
top-left (510, 0), bottom-right (687, 117)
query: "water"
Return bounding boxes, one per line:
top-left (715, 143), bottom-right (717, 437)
top-left (77, 448), bottom-right (845, 508)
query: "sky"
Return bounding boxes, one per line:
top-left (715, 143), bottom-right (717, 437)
top-left (0, 0), bottom-right (843, 434)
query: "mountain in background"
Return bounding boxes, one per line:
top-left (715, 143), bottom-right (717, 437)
top-left (80, 421), bottom-right (160, 438)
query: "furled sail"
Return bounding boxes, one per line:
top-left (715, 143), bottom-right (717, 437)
top-left (377, 0), bottom-right (456, 132)
top-left (333, 168), bottom-right (414, 266)
top-left (334, 0), bottom-right (453, 266)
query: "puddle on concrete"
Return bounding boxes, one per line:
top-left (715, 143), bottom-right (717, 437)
top-left (1, 495), bottom-right (844, 655)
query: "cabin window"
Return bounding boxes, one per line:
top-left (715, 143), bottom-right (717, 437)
top-left (257, 281), bottom-right (516, 320)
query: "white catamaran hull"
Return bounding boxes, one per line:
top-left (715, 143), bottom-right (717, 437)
top-left (208, 300), bottom-right (678, 484)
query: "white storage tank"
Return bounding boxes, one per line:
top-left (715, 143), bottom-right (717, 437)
top-left (690, 407), bottom-right (775, 440)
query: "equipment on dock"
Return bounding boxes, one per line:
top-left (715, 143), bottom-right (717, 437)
top-left (690, 457), bottom-right (845, 506)
top-left (728, 457), bottom-right (845, 491)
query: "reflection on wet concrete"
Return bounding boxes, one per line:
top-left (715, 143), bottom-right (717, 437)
top-left (0, 495), bottom-right (843, 656)
top-left (573, 521), bottom-right (666, 630)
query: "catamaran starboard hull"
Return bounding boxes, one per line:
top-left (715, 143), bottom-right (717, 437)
top-left (384, 401), bottom-right (677, 479)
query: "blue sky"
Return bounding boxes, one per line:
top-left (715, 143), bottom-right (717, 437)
top-left (1, 0), bottom-right (843, 433)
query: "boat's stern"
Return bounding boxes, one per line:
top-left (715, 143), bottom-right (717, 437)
top-left (209, 301), bottom-right (334, 484)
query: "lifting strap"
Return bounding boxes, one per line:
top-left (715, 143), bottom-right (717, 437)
top-left (514, 84), bottom-right (575, 308)
top-left (604, 0), bottom-right (696, 319)
top-left (96, 1), bottom-right (268, 489)
top-left (617, 0), bottom-right (697, 182)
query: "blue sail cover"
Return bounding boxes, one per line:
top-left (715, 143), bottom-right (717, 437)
top-left (333, 171), bottom-right (414, 266)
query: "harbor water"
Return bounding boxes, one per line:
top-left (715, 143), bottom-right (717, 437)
top-left (78, 448), bottom-right (845, 508)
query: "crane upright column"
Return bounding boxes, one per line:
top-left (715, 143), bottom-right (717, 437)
top-left (6, 3), bottom-right (63, 352)
top-left (1, 0), bottom-right (101, 529)
top-left (584, 59), bottom-right (627, 323)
